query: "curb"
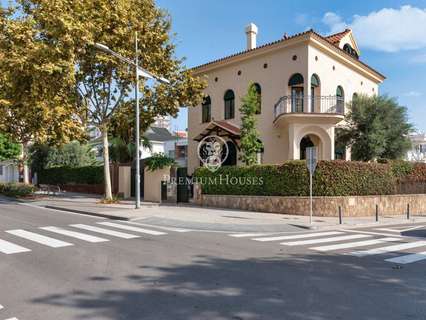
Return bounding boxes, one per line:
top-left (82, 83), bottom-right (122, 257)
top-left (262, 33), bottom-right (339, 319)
top-left (44, 205), bottom-right (131, 221)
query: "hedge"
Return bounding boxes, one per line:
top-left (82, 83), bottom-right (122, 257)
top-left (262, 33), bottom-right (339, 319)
top-left (38, 166), bottom-right (104, 185)
top-left (194, 160), bottom-right (425, 197)
top-left (0, 183), bottom-right (36, 197)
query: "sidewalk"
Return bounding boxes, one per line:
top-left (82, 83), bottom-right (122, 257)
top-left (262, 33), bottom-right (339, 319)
top-left (20, 192), bottom-right (426, 233)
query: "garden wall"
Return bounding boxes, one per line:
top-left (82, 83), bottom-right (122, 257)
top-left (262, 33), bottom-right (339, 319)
top-left (194, 193), bottom-right (426, 217)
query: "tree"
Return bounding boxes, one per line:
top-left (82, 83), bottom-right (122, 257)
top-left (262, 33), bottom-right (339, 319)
top-left (0, 133), bottom-right (21, 161)
top-left (0, 6), bottom-right (85, 183)
top-left (239, 84), bottom-right (263, 166)
top-left (45, 141), bottom-right (98, 168)
top-left (338, 94), bottom-right (412, 161)
top-left (17, 0), bottom-right (206, 199)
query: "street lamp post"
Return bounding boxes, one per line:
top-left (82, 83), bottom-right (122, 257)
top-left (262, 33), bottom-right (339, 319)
top-left (93, 32), bottom-right (170, 209)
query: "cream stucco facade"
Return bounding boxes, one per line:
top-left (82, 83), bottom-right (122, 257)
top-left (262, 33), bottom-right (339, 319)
top-left (188, 26), bottom-right (385, 174)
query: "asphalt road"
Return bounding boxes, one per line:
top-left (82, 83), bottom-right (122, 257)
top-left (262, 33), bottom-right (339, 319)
top-left (1, 197), bottom-right (426, 320)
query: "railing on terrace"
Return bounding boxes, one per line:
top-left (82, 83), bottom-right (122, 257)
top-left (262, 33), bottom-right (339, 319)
top-left (274, 95), bottom-right (345, 119)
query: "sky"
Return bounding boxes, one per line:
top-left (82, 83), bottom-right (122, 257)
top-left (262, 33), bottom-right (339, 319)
top-left (1, 0), bottom-right (425, 132)
top-left (153, 0), bottom-right (426, 133)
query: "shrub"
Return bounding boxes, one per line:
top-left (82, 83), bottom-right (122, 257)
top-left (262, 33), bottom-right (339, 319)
top-left (0, 183), bottom-right (36, 197)
top-left (38, 166), bottom-right (104, 185)
top-left (194, 160), bottom-right (397, 196)
top-left (145, 153), bottom-right (175, 171)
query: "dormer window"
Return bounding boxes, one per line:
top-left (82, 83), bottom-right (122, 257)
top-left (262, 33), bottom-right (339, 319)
top-left (343, 43), bottom-right (359, 59)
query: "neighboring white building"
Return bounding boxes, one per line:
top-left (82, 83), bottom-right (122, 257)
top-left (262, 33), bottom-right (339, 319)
top-left (407, 132), bottom-right (426, 162)
top-left (164, 130), bottom-right (188, 167)
top-left (152, 115), bottom-right (172, 131)
top-left (141, 127), bottom-right (175, 159)
top-left (0, 160), bottom-right (19, 183)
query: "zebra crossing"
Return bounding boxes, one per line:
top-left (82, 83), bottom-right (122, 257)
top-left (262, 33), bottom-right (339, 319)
top-left (229, 229), bottom-right (426, 265)
top-left (0, 221), bottom-right (176, 256)
top-left (0, 304), bottom-right (18, 320)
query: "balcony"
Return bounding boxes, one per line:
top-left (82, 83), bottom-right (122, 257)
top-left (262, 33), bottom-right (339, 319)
top-left (274, 95), bottom-right (345, 126)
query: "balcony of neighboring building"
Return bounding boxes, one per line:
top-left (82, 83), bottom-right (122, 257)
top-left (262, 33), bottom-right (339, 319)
top-left (273, 73), bottom-right (345, 127)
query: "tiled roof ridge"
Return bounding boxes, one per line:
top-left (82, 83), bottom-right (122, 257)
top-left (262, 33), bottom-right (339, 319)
top-left (191, 28), bottom-right (385, 80)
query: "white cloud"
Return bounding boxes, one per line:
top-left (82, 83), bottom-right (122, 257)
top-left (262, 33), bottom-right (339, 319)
top-left (403, 91), bottom-right (423, 97)
top-left (323, 6), bottom-right (426, 52)
top-left (411, 54), bottom-right (426, 64)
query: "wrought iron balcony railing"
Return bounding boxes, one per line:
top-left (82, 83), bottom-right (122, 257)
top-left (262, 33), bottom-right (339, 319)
top-left (274, 95), bottom-right (345, 119)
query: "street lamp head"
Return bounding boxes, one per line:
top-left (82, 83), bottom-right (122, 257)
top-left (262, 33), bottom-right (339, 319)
top-left (93, 43), bottom-right (111, 52)
top-left (157, 76), bottom-right (171, 85)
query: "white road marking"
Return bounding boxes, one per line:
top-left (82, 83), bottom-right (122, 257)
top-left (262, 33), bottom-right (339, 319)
top-left (253, 231), bottom-right (344, 242)
top-left (385, 251), bottom-right (426, 264)
top-left (376, 226), bottom-right (425, 233)
top-left (0, 239), bottom-right (31, 254)
top-left (126, 221), bottom-right (191, 233)
top-left (311, 237), bottom-right (400, 252)
top-left (70, 224), bottom-right (140, 239)
top-left (230, 233), bottom-right (274, 238)
top-left (98, 222), bottom-right (166, 235)
top-left (350, 241), bottom-right (426, 257)
top-left (6, 230), bottom-right (73, 248)
top-left (281, 234), bottom-right (371, 246)
top-left (5, 318), bottom-right (19, 320)
top-left (0, 304), bottom-right (3, 310)
top-left (40, 226), bottom-right (109, 243)
top-left (375, 228), bottom-right (401, 233)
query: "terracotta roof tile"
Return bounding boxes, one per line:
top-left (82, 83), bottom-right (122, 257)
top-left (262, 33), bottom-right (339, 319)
top-left (191, 28), bottom-right (385, 80)
top-left (325, 29), bottom-right (351, 45)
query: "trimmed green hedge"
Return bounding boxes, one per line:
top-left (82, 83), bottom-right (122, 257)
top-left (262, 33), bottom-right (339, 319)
top-left (39, 166), bottom-right (104, 185)
top-left (194, 160), bottom-right (402, 196)
top-left (0, 183), bottom-right (36, 197)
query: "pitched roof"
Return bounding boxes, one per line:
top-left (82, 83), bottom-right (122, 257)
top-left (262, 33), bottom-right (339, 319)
top-left (143, 127), bottom-right (175, 142)
top-left (325, 29), bottom-right (351, 45)
top-left (191, 29), bottom-right (385, 80)
top-left (193, 120), bottom-right (241, 142)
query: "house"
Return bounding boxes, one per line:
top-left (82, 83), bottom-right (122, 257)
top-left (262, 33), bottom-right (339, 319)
top-left (141, 126), bottom-right (175, 159)
top-left (0, 160), bottom-right (19, 183)
top-left (187, 23), bottom-right (385, 174)
top-left (406, 132), bottom-right (426, 162)
top-left (164, 130), bottom-right (188, 167)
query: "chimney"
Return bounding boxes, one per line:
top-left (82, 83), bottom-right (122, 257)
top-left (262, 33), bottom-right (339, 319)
top-left (245, 23), bottom-right (258, 50)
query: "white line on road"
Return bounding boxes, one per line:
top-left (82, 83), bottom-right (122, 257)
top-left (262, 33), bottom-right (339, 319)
top-left (311, 237), bottom-right (400, 252)
top-left (253, 231), bottom-right (344, 242)
top-left (350, 241), bottom-right (426, 257)
top-left (375, 228), bottom-right (401, 233)
top-left (126, 221), bottom-right (191, 233)
top-left (0, 239), bottom-right (31, 254)
top-left (70, 224), bottom-right (140, 239)
top-left (40, 226), bottom-right (109, 243)
top-left (230, 233), bottom-right (275, 238)
top-left (6, 230), bottom-right (73, 248)
top-left (0, 304), bottom-right (3, 310)
top-left (376, 226), bottom-right (425, 233)
top-left (385, 251), bottom-right (426, 264)
top-left (5, 318), bottom-right (19, 320)
top-left (281, 234), bottom-right (371, 246)
top-left (98, 222), bottom-right (167, 235)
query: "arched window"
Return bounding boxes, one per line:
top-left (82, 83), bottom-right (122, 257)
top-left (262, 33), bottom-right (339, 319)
top-left (251, 83), bottom-right (261, 114)
top-left (201, 96), bottom-right (211, 123)
top-left (288, 73), bottom-right (304, 112)
top-left (310, 74), bottom-right (320, 112)
top-left (336, 86), bottom-right (344, 114)
top-left (343, 44), bottom-right (359, 59)
top-left (224, 90), bottom-right (235, 119)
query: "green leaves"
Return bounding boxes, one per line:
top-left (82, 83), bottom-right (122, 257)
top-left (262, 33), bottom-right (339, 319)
top-left (0, 133), bottom-right (21, 161)
top-left (339, 94), bottom-right (413, 161)
top-left (239, 83), bottom-right (263, 166)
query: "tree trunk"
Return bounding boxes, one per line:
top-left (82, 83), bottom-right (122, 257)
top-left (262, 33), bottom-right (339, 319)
top-left (102, 126), bottom-right (113, 200)
top-left (22, 142), bottom-right (30, 184)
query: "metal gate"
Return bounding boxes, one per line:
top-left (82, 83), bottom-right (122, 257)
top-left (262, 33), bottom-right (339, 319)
top-left (176, 167), bottom-right (189, 203)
